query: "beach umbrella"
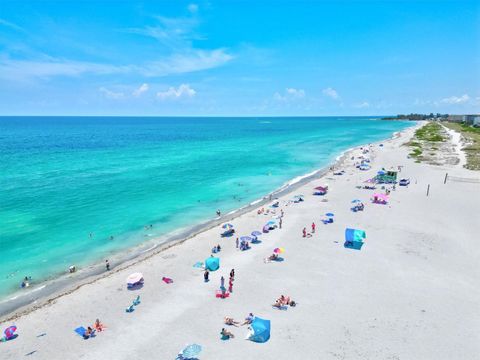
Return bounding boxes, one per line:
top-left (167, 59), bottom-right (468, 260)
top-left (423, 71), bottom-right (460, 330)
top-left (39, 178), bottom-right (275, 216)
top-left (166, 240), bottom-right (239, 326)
top-left (205, 257), bottom-right (220, 271)
top-left (248, 317), bottom-right (271, 343)
top-left (351, 199), bottom-right (361, 203)
top-left (325, 213), bottom-right (335, 217)
top-left (4, 326), bottom-right (16, 339)
top-left (267, 220), bottom-right (276, 225)
top-left (182, 343), bottom-right (202, 358)
top-left (222, 223), bottom-right (233, 229)
top-left (240, 236), bottom-right (252, 242)
top-left (251, 231), bottom-right (262, 237)
top-left (126, 272), bottom-right (143, 285)
top-left (273, 247), bottom-right (285, 254)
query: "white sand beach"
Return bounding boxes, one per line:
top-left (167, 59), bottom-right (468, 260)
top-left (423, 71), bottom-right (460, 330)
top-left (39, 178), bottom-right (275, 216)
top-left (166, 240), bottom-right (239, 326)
top-left (1, 124), bottom-right (479, 359)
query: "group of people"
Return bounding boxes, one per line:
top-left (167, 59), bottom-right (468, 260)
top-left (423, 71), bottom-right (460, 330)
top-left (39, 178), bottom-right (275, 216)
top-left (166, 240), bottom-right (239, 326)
top-left (273, 295), bottom-right (296, 308)
top-left (83, 319), bottom-right (105, 339)
top-left (221, 312), bottom-right (255, 339)
top-left (211, 244), bottom-right (221, 254)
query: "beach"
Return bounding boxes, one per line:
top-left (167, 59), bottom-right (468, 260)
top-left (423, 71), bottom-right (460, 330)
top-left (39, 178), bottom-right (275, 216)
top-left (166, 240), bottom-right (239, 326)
top-left (1, 123), bottom-right (479, 359)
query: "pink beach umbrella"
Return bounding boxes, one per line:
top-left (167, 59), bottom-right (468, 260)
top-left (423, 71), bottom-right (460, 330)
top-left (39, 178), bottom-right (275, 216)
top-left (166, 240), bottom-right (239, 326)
top-left (126, 272), bottom-right (144, 285)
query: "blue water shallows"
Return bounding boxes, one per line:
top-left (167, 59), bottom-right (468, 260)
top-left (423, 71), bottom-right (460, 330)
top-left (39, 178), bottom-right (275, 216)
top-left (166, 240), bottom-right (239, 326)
top-left (0, 117), bottom-right (412, 298)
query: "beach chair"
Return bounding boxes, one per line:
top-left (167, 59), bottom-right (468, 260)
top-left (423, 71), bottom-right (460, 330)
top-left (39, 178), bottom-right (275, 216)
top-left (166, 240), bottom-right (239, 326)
top-left (125, 305), bottom-right (135, 313)
top-left (132, 295), bottom-right (140, 306)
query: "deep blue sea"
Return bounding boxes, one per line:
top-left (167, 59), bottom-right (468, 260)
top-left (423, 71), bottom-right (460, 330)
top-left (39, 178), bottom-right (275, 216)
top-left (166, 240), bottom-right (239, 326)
top-left (0, 117), bottom-right (412, 299)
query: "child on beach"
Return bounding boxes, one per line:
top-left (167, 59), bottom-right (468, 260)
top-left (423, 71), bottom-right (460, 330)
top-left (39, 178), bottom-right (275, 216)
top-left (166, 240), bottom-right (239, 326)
top-left (221, 328), bottom-right (234, 339)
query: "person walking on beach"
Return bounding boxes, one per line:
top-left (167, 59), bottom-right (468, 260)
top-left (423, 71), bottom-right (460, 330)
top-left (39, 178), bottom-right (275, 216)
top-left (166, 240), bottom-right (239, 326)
top-left (228, 277), bottom-right (233, 293)
top-left (279, 218), bottom-right (283, 229)
top-left (281, 209), bottom-right (284, 218)
top-left (230, 268), bottom-right (235, 279)
top-left (216, 209), bottom-right (221, 217)
top-left (303, 227), bottom-right (307, 238)
top-left (220, 276), bottom-right (225, 288)
top-left (204, 270), bottom-right (209, 282)
top-left (105, 260), bottom-right (110, 271)
top-left (236, 237), bottom-right (239, 249)
top-left (311, 222), bottom-right (316, 233)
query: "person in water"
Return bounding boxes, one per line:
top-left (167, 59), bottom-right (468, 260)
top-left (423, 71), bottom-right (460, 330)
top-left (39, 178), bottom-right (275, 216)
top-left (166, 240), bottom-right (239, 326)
top-left (105, 260), bottom-right (110, 271)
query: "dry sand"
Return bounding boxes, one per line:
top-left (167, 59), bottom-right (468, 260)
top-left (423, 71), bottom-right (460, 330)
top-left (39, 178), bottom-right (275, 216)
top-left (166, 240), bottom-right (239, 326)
top-left (1, 124), bottom-right (479, 360)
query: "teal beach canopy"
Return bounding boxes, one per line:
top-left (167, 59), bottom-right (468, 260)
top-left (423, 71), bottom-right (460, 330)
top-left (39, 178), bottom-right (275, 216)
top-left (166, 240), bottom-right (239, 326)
top-left (205, 256), bottom-right (220, 271)
top-left (248, 317), bottom-right (271, 343)
top-left (344, 228), bottom-right (366, 250)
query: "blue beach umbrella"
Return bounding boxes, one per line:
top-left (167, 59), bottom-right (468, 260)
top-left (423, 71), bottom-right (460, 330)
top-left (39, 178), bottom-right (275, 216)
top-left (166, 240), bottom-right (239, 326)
top-left (205, 257), bottom-right (220, 271)
top-left (351, 199), bottom-right (361, 203)
top-left (251, 231), bottom-right (262, 237)
top-left (182, 344), bottom-right (202, 358)
top-left (222, 223), bottom-right (233, 229)
top-left (240, 236), bottom-right (252, 242)
top-left (325, 213), bottom-right (335, 217)
top-left (248, 317), bottom-right (271, 343)
top-left (267, 220), bottom-right (276, 225)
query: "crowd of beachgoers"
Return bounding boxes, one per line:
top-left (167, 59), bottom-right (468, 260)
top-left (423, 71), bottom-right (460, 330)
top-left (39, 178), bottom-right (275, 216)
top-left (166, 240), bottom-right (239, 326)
top-left (2, 123), bottom-right (479, 359)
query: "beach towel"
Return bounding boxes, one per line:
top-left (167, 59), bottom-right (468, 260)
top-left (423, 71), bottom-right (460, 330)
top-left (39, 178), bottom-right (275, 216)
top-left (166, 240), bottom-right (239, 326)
top-left (193, 261), bottom-right (203, 268)
top-left (162, 277), bottom-right (173, 284)
top-left (74, 327), bottom-right (86, 337)
top-left (215, 290), bottom-right (230, 298)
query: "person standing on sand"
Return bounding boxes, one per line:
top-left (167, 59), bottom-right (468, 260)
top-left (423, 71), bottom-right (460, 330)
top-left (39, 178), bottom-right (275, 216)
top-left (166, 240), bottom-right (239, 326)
top-left (279, 218), bottom-right (283, 229)
top-left (220, 276), bottom-right (225, 288)
top-left (312, 222), bottom-right (316, 233)
top-left (204, 270), bottom-right (209, 282)
top-left (105, 260), bottom-right (110, 271)
top-left (228, 277), bottom-right (233, 293)
top-left (216, 209), bottom-right (221, 217)
top-left (236, 237), bottom-right (239, 249)
top-left (281, 209), bottom-right (284, 217)
top-left (303, 227), bottom-right (307, 238)
top-left (230, 269), bottom-right (235, 279)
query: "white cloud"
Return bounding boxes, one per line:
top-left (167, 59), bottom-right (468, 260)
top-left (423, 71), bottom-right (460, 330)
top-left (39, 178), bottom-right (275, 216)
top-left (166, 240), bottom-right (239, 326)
top-left (274, 87), bottom-right (306, 101)
top-left (187, 3), bottom-right (199, 13)
top-left (322, 87), bottom-right (339, 100)
top-left (0, 18), bottom-right (24, 32)
top-left (355, 101), bottom-right (370, 108)
top-left (157, 84), bottom-right (196, 100)
top-left (439, 94), bottom-right (470, 104)
top-left (143, 49), bottom-right (233, 77)
top-left (99, 87), bottom-right (125, 99)
top-left (0, 49), bottom-right (233, 80)
top-left (132, 83), bottom-right (149, 97)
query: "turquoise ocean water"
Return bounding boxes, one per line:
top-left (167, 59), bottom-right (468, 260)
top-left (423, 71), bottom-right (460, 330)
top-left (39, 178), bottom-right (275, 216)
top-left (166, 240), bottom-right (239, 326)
top-left (0, 117), bottom-right (412, 299)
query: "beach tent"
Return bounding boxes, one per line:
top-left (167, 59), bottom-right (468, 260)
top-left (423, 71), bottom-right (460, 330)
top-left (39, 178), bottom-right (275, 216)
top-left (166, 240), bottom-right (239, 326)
top-left (375, 170), bottom-right (397, 184)
top-left (126, 272), bottom-right (144, 288)
top-left (247, 317), bottom-right (271, 343)
top-left (344, 228), bottom-right (366, 250)
top-left (372, 193), bottom-right (388, 204)
top-left (205, 256), bottom-right (220, 271)
top-left (313, 185), bottom-right (328, 195)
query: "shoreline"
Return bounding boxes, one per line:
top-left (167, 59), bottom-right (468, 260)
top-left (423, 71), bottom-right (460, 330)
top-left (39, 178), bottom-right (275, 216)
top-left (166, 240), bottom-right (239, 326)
top-left (0, 122), bottom-right (419, 321)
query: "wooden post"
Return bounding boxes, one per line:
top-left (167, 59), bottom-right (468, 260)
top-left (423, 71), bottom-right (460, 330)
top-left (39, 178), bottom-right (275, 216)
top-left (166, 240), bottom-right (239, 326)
top-left (444, 173), bottom-right (448, 184)
top-left (426, 184), bottom-right (430, 196)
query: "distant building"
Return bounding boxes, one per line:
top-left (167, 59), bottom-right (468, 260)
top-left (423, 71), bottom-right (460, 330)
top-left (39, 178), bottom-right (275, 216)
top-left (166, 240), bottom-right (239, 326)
top-left (447, 114), bottom-right (479, 124)
top-left (447, 115), bottom-right (466, 123)
top-left (473, 116), bottom-right (480, 127)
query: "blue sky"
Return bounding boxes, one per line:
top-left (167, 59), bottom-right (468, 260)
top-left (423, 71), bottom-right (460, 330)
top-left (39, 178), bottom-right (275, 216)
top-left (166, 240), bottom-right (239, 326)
top-left (0, 0), bottom-right (478, 116)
